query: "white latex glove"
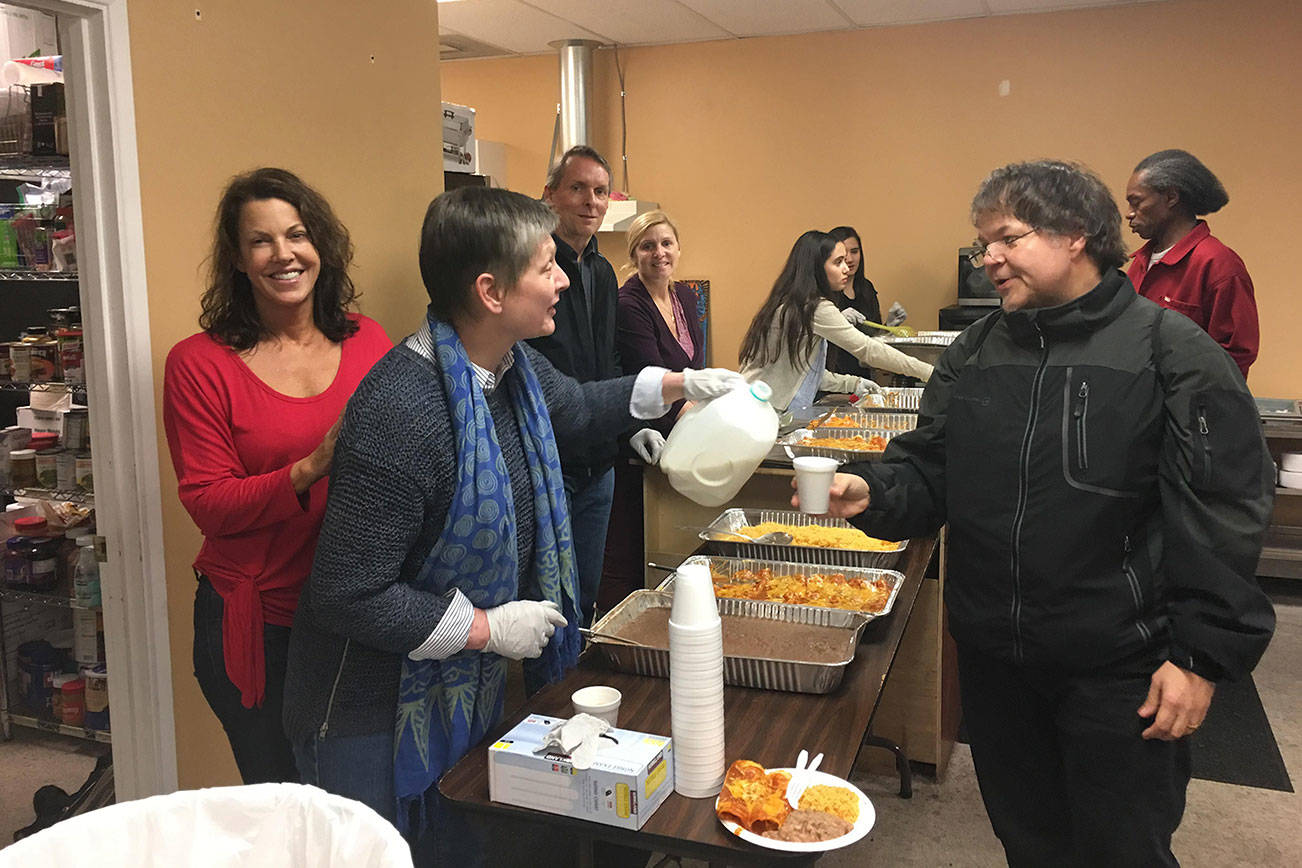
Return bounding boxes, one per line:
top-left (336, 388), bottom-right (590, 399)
top-left (886, 301), bottom-right (908, 327)
top-left (854, 378), bottom-right (884, 399)
top-left (681, 368), bottom-right (748, 401)
top-left (483, 600), bottom-right (568, 660)
top-left (630, 428), bottom-right (666, 464)
top-left (841, 307), bottom-right (868, 326)
top-left (543, 714), bottom-right (612, 770)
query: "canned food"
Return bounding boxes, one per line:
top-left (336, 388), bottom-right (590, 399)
top-left (63, 408), bottom-right (89, 452)
top-left (57, 449), bottom-right (77, 490)
top-left (35, 447), bottom-right (62, 488)
top-left (8, 342), bottom-right (32, 382)
top-left (57, 327), bottom-right (83, 385)
top-left (9, 448), bottom-right (37, 488)
top-left (75, 451), bottom-right (93, 492)
top-left (27, 338), bottom-right (59, 382)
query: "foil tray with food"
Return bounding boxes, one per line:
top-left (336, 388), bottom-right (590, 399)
top-left (777, 427), bottom-right (902, 463)
top-left (806, 409), bottom-right (918, 432)
top-left (657, 555), bottom-right (904, 624)
top-left (699, 508), bottom-right (907, 569)
top-left (588, 590), bottom-right (867, 694)
top-left (875, 386), bottom-right (924, 412)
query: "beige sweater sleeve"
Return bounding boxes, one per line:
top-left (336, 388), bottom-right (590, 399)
top-left (811, 301), bottom-right (934, 381)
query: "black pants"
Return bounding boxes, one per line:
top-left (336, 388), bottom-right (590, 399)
top-left (192, 577), bottom-right (299, 784)
top-left (957, 644), bottom-right (1190, 868)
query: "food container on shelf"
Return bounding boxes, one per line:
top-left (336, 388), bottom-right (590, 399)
top-left (657, 555), bottom-right (905, 625)
top-left (589, 589), bottom-right (867, 694)
top-left (699, 508), bottom-right (907, 569)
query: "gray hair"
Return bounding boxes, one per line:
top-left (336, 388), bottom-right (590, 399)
top-left (1133, 149), bottom-right (1229, 217)
top-left (545, 145), bottom-right (612, 191)
top-left (971, 160), bottom-right (1126, 273)
top-left (419, 187), bottom-right (557, 322)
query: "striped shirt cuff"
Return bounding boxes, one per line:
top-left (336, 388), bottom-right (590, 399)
top-left (407, 589), bottom-right (476, 660)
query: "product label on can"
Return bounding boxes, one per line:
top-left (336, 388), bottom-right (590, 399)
top-left (28, 341), bottom-right (58, 382)
top-left (57, 450), bottom-right (77, 490)
top-left (9, 344), bottom-right (32, 382)
top-left (59, 335), bottom-right (84, 386)
top-left (76, 455), bottom-right (94, 492)
top-left (35, 450), bottom-right (60, 488)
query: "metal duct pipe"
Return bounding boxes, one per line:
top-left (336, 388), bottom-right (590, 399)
top-left (551, 39), bottom-right (601, 154)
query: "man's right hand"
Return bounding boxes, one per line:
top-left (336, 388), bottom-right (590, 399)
top-left (791, 472), bottom-right (871, 519)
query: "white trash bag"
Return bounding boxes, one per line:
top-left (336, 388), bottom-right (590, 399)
top-left (0, 783), bottom-right (412, 867)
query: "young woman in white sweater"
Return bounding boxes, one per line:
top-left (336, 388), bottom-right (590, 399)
top-left (739, 230), bottom-right (932, 412)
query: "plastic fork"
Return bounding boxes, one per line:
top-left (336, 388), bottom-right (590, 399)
top-left (786, 750), bottom-right (824, 808)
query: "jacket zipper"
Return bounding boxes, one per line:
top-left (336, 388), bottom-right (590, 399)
top-left (1122, 536), bottom-right (1152, 643)
top-left (319, 638), bottom-right (351, 740)
top-left (1074, 380), bottom-right (1090, 469)
top-left (1197, 407), bottom-right (1211, 483)
top-left (1010, 324), bottom-right (1049, 665)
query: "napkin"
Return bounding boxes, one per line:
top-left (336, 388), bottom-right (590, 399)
top-left (543, 713), bottom-right (612, 769)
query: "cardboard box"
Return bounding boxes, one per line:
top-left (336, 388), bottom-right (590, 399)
top-left (442, 102), bottom-right (477, 174)
top-left (0, 8), bottom-right (57, 66)
top-left (488, 713), bottom-right (674, 831)
top-left (17, 403), bottom-right (84, 438)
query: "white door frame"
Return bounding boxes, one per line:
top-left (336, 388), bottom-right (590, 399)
top-left (24, 0), bottom-right (177, 798)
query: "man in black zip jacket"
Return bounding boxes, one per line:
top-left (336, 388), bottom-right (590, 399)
top-left (803, 161), bottom-right (1275, 867)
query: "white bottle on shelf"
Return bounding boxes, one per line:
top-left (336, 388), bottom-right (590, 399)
top-left (73, 535), bottom-right (100, 608)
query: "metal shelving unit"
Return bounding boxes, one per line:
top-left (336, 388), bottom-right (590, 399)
top-left (5, 711), bottom-right (110, 744)
top-left (0, 269), bottom-right (77, 281)
top-left (0, 155), bottom-right (71, 181)
top-left (2, 485), bottom-right (93, 505)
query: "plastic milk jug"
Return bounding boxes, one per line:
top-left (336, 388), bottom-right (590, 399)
top-left (659, 380), bottom-right (780, 507)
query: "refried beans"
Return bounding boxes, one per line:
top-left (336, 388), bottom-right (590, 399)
top-left (611, 607), bottom-right (853, 664)
top-left (761, 809), bottom-right (853, 842)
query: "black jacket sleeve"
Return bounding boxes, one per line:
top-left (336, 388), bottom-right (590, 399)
top-left (1153, 313), bottom-right (1275, 682)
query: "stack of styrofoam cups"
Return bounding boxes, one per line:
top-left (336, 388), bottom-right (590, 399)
top-left (668, 562), bottom-right (727, 798)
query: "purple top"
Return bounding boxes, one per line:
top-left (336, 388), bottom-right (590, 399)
top-left (617, 274), bottom-right (707, 436)
top-left (670, 290), bottom-right (696, 358)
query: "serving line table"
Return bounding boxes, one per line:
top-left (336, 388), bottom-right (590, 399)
top-left (439, 535), bottom-right (937, 867)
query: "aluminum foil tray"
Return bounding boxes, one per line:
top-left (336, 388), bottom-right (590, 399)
top-left (658, 555), bottom-right (904, 624)
top-left (589, 589), bottom-right (866, 694)
top-left (809, 409), bottom-right (918, 432)
top-left (699, 508), bottom-right (907, 569)
top-left (882, 331), bottom-right (960, 347)
top-left (877, 387), bottom-right (924, 412)
top-left (778, 427), bottom-right (903, 463)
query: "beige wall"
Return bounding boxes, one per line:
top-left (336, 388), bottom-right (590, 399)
top-left (442, 0), bottom-right (1301, 397)
top-left (128, 1), bottom-right (442, 787)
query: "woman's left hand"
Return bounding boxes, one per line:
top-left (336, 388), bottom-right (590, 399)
top-left (630, 428), bottom-right (667, 464)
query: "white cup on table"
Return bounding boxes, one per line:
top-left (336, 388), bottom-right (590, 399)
top-left (571, 685), bottom-right (622, 726)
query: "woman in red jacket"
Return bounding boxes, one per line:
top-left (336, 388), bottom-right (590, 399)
top-left (163, 168), bottom-right (391, 783)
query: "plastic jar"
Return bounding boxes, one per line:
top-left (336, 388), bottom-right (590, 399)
top-left (9, 447), bottom-right (37, 488)
top-left (50, 672), bottom-right (76, 721)
top-left (14, 517), bottom-right (60, 592)
top-left (60, 678), bottom-right (85, 726)
top-left (4, 536), bottom-right (32, 588)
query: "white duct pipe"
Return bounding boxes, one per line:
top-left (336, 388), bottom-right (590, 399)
top-left (551, 39), bottom-right (601, 154)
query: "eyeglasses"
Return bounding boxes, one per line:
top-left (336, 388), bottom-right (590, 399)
top-left (967, 228), bottom-right (1038, 266)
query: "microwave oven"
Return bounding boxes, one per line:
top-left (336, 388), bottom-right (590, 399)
top-left (958, 247), bottom-right (1001, 306)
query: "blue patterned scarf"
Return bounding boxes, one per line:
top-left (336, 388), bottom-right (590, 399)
top-left (393, 316), bottom-right (581, 836)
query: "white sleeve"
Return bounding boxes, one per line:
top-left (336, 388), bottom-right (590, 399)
top-left (812, 301), bottom-right (934, 381)
top-left (629, 366), bottom-right (671, 419)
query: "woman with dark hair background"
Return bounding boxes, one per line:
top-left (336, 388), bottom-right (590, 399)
top-left (163, 167), bottom-right (392, 783)
top-left (825, 225), bottom-right (884, 375)
top-left (740, 230), bottom-right (932, 414)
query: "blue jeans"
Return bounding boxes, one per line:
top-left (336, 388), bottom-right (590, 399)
top-left (564, 467), bottom-right (615, 628)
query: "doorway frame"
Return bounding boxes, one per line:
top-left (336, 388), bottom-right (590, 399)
top-left (19, 0), bottom-right (177, 799)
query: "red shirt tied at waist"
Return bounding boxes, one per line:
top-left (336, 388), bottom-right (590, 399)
top-left (163, 313), bottom-right (391, 707)
top-left (1127, 220), bottom-right (1259, 378)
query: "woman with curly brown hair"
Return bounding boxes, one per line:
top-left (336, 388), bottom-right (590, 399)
top-left (162, 167), bottom-right (391, 783)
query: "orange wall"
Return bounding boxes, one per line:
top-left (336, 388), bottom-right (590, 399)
top-left (442, 0), bottom-right (1301, 397)
top-left (128, 0), bottom-right (442, 788)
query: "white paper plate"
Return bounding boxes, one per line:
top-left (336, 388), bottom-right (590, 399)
top-left (714, 768), bottom-right (875, 852)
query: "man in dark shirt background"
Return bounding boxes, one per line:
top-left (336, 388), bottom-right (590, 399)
top-left (529, 145), bottom-right (621, 627)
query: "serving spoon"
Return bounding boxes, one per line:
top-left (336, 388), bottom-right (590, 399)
top-left (698, 528), bottom-right (794, 546)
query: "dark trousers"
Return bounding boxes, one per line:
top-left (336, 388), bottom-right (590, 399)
top-left (192, 577), bottom-right (299, 784)
top-left (957, 644), bottom-right (1190, 868)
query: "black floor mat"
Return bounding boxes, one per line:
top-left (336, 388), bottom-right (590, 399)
top-left (955, 674), bottom-right (1292, 793)
top-left (1191, 673), bottom-right (1293, 792)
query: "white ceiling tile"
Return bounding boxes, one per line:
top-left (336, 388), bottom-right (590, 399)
top-left (437, 0), bottom-right (609, 54)
top-left (832, 0), bottom-right (987, 27)
top-left (522, 0), bottom-right (735, 45)
top-left (678, 0), bottom-right (853, 37)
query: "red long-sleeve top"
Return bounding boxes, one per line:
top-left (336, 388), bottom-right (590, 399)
top-left (1127, 221), bottom-right (1259, 378)
top-left (162, 314), bottom-right (392, 707)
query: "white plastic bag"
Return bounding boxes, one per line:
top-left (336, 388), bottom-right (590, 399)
top-left (0, 783), bottom-right (412, 867)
